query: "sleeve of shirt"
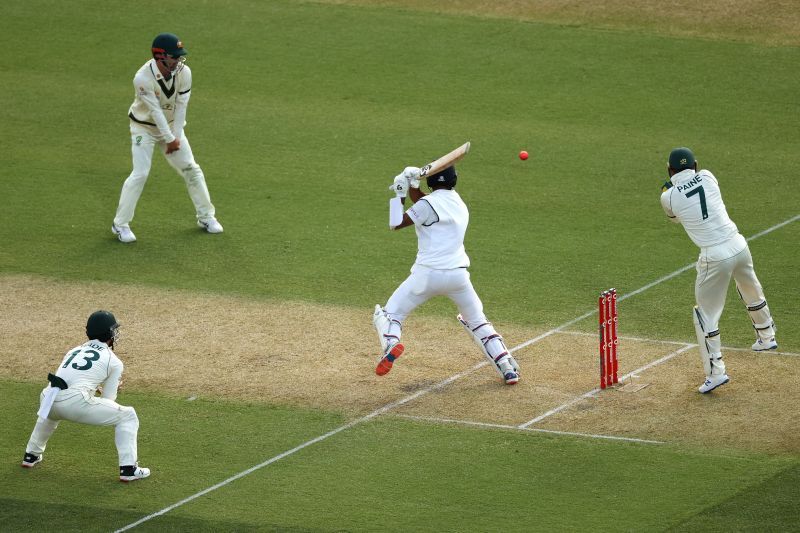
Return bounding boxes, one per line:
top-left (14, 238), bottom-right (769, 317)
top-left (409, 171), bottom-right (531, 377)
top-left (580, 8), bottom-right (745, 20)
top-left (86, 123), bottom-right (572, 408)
top-left (660, 189), bottom-right (680, 223)
top-left (134, 73), bottom-right (176, 143)
top-left (100, 354), bottom-right (124, 401)
top-left (406, 199), bottom-right (439, 226)
top-left (172, 66), bottom-right (192, 142)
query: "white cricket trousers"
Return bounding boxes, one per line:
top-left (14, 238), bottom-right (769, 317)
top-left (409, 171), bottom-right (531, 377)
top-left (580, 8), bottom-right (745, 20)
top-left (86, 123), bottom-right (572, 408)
top-left (386, 266), bottom-right (487, 327)
top-left (695, 236), bottom-right (774, 346)
top-left (113, 124), bottom-right (215, 227)
top-left (25, 389), bottom-right (140, 466)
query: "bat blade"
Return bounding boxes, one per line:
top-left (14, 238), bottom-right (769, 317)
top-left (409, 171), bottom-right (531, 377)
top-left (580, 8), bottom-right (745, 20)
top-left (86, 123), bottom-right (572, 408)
top-left (419, 142), bottom-right (470, 177)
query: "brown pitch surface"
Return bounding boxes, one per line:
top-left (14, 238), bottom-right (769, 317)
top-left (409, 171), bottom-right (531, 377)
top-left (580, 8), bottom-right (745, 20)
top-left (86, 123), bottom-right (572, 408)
top-left (309, 0), bottom-right (800, 46)
top-left (2, 275), bottom-right (798, 455)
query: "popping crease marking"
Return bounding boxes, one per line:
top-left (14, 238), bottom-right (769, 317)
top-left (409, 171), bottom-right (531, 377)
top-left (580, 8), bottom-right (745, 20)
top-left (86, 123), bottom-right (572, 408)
top-left (518, 345), bottom-right (695, 428)
top-left (397, 414), bottom-right (665, 444)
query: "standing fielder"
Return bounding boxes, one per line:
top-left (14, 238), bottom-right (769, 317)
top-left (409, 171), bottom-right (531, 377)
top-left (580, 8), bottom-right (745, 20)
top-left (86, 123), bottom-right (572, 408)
top-left (373, 165), bottom-right (520, 385)
top-left (112, 32), bottom-right (222, 243)
top-left (660, 147), bottom-right (778, 393)
top-left (21, 311), bottom-right (150, 482)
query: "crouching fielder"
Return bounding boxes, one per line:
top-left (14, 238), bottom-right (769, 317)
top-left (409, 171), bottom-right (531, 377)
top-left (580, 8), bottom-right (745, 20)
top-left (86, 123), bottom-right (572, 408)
top-left (660, 147), bottom-right (777, 394)
top-left (21, 311), bottom-right (150, 482)
top-left (373, 165), bottom-right (520, 385)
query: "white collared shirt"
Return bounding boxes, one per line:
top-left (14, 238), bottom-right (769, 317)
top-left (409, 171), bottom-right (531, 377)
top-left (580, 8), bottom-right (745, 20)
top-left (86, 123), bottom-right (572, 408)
top-left (128, 59), bottom-right (192, 143)
top-left (54, 340), bottom-right (124, 400)
top-left (661, 168), bottom-right (740, 249)
top-left (406, 189), bottom-right (471, 270)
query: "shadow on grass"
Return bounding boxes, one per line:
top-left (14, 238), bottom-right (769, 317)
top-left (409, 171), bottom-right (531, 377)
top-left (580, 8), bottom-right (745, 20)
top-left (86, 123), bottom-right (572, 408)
top-left (668, 463), bottom-right (800, 532)
top-left (0, 497), bottom-right (340, 533)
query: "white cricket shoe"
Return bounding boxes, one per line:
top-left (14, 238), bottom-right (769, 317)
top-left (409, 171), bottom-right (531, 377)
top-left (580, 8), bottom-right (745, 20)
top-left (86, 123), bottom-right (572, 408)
top-left (198, 218), bottom-right (224, 234)
top-left (119, 463), bottom-right (151, 482)
top-left (111, 224), bottom-right (136, 243)
top-left (751, 338), bottom-right (777, 351)
top-left (698, 374), bottom-right (730, 394)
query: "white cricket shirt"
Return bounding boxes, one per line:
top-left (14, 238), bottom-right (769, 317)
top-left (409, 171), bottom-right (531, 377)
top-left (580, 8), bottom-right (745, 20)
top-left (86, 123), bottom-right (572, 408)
top-left (406, 189), bottom-right (471, 270)
top-left (54, 340), bottom-right (124, 400)
top-left (127, 59), bottom-right (192, 143)
top-left (660, 169), bottom-right (741, 250)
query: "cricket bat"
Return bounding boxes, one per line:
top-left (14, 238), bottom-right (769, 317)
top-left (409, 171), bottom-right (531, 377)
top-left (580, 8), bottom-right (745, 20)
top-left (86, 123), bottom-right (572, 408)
top-left (419, 142), bottom-right (470, 177)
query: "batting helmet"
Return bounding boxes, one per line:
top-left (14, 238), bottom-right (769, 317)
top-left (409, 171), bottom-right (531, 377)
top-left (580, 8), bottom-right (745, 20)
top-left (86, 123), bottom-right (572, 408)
top-left (152, 33), bottom-right (187, 58)
top-left (668, 147), bottom-right (696, 172)
top-left (86, 310), bottom-right (120, 344)
top-left (426, 165), bottom-right (457, 189)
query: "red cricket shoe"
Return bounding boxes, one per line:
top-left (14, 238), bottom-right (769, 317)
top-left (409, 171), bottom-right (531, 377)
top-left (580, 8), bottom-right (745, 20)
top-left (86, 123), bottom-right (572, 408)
top-left (376, 343), bottom-right (404, 376)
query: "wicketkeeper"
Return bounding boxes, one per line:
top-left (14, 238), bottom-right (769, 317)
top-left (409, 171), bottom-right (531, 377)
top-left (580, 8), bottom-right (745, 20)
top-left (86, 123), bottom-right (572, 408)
top-left (21, 311), bottom-right (150, 482)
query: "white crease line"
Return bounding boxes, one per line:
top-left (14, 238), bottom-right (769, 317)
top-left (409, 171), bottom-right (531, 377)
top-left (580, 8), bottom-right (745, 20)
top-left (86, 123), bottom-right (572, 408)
top-left (116, 362), bottom-right (488, 533)
top-left (558, 330), bottom-right (799, 357)
top-left (397, 414), bottom-right (665, 444)
top-left (118, 214), bottom-right (798, 531)
top-left (519, 345), bottom-right (696, 428)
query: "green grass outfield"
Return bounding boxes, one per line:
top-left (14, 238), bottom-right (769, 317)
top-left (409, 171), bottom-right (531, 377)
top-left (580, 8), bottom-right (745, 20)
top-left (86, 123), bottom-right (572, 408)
top-left (3, 381), bottom-right (799, 532)
top-left (2, 0), bottom-right (799, 530)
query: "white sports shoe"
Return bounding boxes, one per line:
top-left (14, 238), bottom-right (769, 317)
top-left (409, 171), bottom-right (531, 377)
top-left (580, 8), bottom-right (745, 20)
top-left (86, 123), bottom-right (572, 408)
top-left (111, 224), bottom-right (136, 243)
top-left (751, 338), bottom-right (777, 351)
top-left (698, 374), bottom-right (730, 394)
top-left (198, 218), bottom-right (224, 234)
top-left (119, 463), bottom-right (151, 482)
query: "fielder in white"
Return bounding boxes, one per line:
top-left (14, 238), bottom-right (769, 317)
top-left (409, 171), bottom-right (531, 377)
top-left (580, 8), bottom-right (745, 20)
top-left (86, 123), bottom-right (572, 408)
top-left (21, 311), bottom-right (150, 482)
top-left (660, 147), bottom-right (778, 393)
top-left (112, 32), bottom-right (222, 243)
top-left (373, 165), bottom-right (520, 385)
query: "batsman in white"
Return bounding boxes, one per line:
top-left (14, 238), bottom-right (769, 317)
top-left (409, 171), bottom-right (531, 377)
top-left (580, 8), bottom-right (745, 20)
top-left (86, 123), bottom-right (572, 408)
top-left (21, 311), bottom-right (150, 482)
top-left (112, 32), bottom-right (222, 243)
top-left (660, 147), bottom-right (778, 394)
top-left (373, 165), bottom-right (521, 385)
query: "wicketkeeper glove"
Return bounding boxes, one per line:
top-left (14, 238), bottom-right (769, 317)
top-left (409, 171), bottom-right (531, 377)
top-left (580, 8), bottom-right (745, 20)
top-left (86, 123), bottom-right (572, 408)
top-left (390, 175), bottom-right (409, 198)
top-left (402, 166), bottom-right (421, 189)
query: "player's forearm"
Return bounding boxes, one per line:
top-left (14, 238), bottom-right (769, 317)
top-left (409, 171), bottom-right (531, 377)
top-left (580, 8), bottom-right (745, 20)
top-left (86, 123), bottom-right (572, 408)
top-left (409, 187), bottom-right (425, 203)
top-left (172, 94), bottom-right (190, 141)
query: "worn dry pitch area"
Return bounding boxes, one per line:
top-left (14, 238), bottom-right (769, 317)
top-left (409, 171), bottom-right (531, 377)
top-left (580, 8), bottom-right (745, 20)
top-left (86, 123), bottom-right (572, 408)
top-left (2, 275), bottom-right (797, 455)
top-left (312, 0), bottom-right (800, 46)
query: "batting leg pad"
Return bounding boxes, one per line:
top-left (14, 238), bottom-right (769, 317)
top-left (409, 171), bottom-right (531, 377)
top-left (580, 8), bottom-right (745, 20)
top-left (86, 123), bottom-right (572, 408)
top-left (373, 305), bottom-right (402, 353)
top-left (457, 314), bottom-right (519, 378)
top-left (745, 299), bottom-right (776, 341)
top-left (693, 306), bottom-right (725, 377)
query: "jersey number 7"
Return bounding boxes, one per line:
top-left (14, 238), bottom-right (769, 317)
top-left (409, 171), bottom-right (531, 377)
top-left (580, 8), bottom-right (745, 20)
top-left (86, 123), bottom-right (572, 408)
top-left (685, 186), bottom-right (708, 220)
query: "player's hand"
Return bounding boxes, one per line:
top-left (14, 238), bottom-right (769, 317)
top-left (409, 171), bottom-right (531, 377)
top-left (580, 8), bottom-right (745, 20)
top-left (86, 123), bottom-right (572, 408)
top-left (389, 175), bottom-right (409, 198)
top-left (166, 139), bottom-right (181, 154)
top-left (402, 166), bottom-right (421, 188)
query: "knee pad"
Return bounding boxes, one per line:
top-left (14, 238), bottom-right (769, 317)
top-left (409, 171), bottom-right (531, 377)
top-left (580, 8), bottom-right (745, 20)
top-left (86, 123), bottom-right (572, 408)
top-left (457, 314), bottom-right (518, 377)
top-left (373, 305), bottom-right (402, 353)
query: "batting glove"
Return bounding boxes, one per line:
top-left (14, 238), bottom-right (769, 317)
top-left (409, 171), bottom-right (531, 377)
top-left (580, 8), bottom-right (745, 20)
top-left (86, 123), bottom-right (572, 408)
top-left (390, 175), bottom-right (409, 198)
top-left (402, 166), bottom-right (421, 189)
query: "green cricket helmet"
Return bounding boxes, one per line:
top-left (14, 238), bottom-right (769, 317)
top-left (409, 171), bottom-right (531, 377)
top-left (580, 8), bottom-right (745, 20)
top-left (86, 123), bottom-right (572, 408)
top-left (668, 147), bottom-right (696, 172)
top-left (152, 33), bottom-right (187, 76)
top-left (152, 33), bottom-right (187, 57)
top-left (86, 310), bottom-right (120, 344)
